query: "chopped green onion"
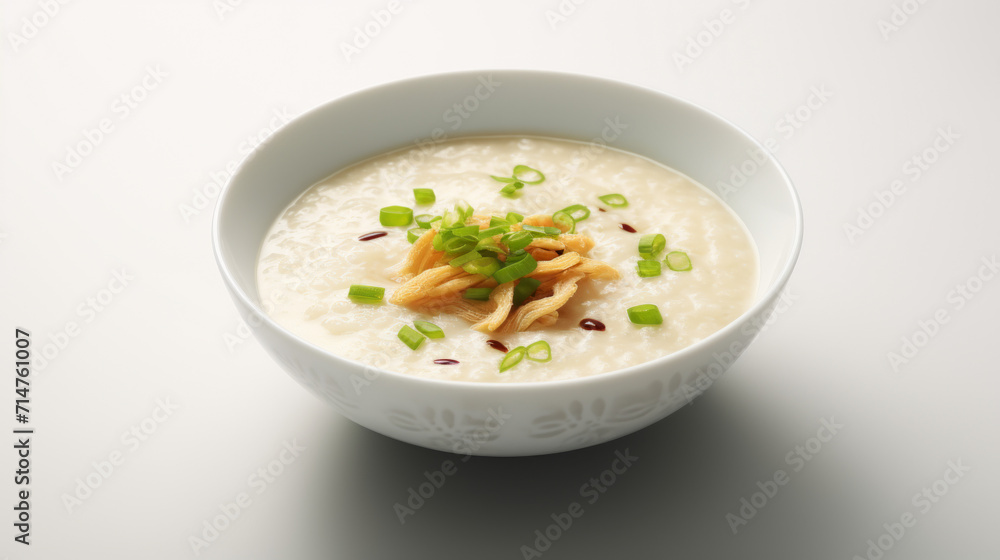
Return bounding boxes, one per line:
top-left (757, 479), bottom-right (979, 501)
top-left (413, 321), bottom-right (444, 339)
top-left (505, 249), bottom-right (529, 263)
top-left (407, 228), bottom-right (428, 244)
top-left (449, 250), bottom-right (482, 268)
top-left (521, 225), bottom-right (561, 237)
top-left (462, 256), bottom-right (502, 277)
top-left (463, 287), bottom-right (493, 301)
top-left (551, 210), bottom-right (576, 233)
top-left (432, 232), bottom-right (446, 251)
top-left (638, 234), bottom-right (666, 259)
top-left (414, 214), bottom-right (436, 228)
top-left (413, 188), bottom-right (435, 205)
top-left (442, 237), bottom-right (476, 255)
top-left (348, 284), bottom-right (384, 304)
top-left (502, 231), bottom-right (532, 251)
top-left (379, 206), bottom-right (413, 227)
top-left (627, 304), bottom-right (663, 325)
top-left (512, 277), bottom-right (541, 306)
top-left (489, 216), bottom-right (511, 228)
top-left (477, 226), bottom-right (508, 239)
top-left (451, 225), bottom-right (480, 239)
top-left (491, 175), bottom-right (518, 183)
top-left (499, 182), bottom-right (524, 197)
top-left (525, 340), bottom-right (552, 362)
top-left (441, 209), bottom-right (464, 229)
top-left (506, 212), bottom-right (524, 223)
top-left (512, 165), bottom-right (545, 184)
top-left (475, 238), bottom-right (505, 255)
top-left (665, 251), bottom-right (693, 271)
top-left (636, 259), bottom-right (662, 277)
top-left (598, 194), bottom-right (628, 208)
top-left (559, 204), bottom-right (591, 222)
top-left (494, 253), bottom-right (537, 284)
top-left (397, 325), bottom-right (426, 350)
top-left (455, 200), bottom-right (474, 220)
top-left (499, 346), bottom-right (526, 372)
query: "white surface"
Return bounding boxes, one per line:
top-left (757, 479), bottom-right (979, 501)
top-left (1, 0), bottom-right (996, 558)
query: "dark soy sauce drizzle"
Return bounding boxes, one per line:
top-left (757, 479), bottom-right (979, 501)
top-left (598, 208), bottom-right (607, 212)
top-left (579, 318), bottom-right (606, 331)
top-left (619, 223), bottom-right (637, 233)
top-left (486, 340), bottom-right (509, 353)
top-left (358, 231), bottom-right (388, 241)
top-left (433, 359), bottom-right (459, 365)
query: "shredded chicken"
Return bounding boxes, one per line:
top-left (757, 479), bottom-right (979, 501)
top-left (387, 213), bottom-right (620, 333)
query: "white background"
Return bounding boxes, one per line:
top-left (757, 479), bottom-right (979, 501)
top-left (2, 0), bottom-right (998, 558)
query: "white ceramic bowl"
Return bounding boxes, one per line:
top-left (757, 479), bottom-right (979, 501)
top-left (213, 70), bottom-right (803, 456)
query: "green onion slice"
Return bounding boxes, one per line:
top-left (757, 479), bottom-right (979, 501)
top-left (413, 188), bottom-right (435, 205)
top-left (559, 204), bottom-right (590, 222)
top-left (627, 304), bottom-right (663, 325)
top-left (379, 206), bottom-right (413, 227)
top-left (407, 228), bottom-right (428, 244)
top-left (636, 259), bottom-right (662, 277)
top-left (414, 214), bottom-right (436, 228)
top-left (475, 238), bottom-right (505, 255)
top-left (463, 287), bottom-right (493, 301)
top-left (462, 256), bottom-right (502, 277)
top-left (512, 277), bottom-right (541, 306)
top-left (665, 251), bottom-right (693, 271)
top-left (455, 200), bottom-right (474, 220)
top-left (348, 284), bottom-right (384, 304)
top-left (525, 340), bottom-right (552, 362)
top-left (505, 249), bottom-right (529, 264)
top-left (441, 209), bottom-right (464, 229)
top-left (451, 225), bottom-right (480, 239)
top-left (598, 194), bottom-right (628, 208)
top-left (499, 346), bottom-right (526, 373)
top-left (499, 182), bottom-right (524, 197)
top-left (490, 175), bottom-right (518, 183)
top-left (506, 212), bottom-right (524, 223)
top-left (413, 321), bottom-right (444, 339)
top-left (502, 231), bottom-right (532, 251)
top-left (478, 226), bottom-right (508, 239)
top-left (638, 234), bottom-right (666, 259)
top-left (397, 325), bottom-right (425, 350)
top-left (494, 253), bottom-right (537, 284)
top-left (522, 225), bottom-right (561, 237)
top-left (489, 216), bottom-right (511, 228)
top-left (442, 237), bottom-right (476, 255)
top-left (449, 250), bottom-right (482, 268)
top-left (512, 165), bottom-right (545, 184)
top-left (551, 210), bottom-right (576, 233)
top-left (432, 232), bottom-right (446, 251)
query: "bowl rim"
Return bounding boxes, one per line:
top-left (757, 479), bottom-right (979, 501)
top-left (212, 68), bottom-right (804, 391)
